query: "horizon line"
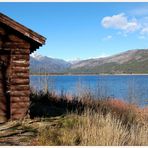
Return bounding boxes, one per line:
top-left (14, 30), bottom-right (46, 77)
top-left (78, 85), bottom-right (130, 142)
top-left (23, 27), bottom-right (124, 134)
top-left (31, 48), bottom-right (148, 62)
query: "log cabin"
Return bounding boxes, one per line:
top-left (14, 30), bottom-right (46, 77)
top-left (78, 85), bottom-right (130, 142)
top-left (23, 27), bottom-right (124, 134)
top-left (0, 13), bottom-right (46, 122)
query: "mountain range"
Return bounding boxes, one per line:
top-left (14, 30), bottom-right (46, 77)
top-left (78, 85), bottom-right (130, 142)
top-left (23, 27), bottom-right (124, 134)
top-left (30, 49), bottom-right (148, 74)
top-left (30, 53), bottom-right (71, 74)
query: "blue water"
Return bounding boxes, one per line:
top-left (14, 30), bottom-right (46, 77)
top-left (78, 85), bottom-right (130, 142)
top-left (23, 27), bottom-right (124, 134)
top-left (30, 75), bottom-right (148, 106)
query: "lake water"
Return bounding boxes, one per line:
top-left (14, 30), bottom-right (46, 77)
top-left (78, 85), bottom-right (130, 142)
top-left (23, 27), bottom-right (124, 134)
top-left (30, 75), bottom-right (148, 107)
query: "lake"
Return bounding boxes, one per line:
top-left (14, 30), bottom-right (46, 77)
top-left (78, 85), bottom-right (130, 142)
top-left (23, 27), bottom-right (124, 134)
top-left (30, 75), bottom-right (148, 107)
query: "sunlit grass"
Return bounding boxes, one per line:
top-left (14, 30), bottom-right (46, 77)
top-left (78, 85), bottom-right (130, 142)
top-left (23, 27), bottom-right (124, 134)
top-left (29, 81), bottom-right (148, 146)
top-left (36, 109), bottom-right (148, 146)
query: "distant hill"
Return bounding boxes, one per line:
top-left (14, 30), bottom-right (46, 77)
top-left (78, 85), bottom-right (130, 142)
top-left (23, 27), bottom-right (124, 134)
top-left (30, 49), bottom-right (148, 74)
top-left (68, 49), bottom-right (148, 74)
top-left (30, 53), bottom-right (71, 74)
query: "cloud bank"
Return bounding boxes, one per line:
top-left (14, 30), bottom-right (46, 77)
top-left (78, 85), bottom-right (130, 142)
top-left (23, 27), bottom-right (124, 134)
top-left (101, 13), bottom-right (140, 33)
top-left (101, 12), bottom-right (148, 38)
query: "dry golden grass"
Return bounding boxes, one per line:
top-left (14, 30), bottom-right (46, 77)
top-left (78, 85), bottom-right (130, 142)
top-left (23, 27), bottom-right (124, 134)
top-left (36, 109), bottom-right (148, 146)
top-left (30, 89), bottom-right (148, 146)
top-left (79, 110), bottom-right (148, 146)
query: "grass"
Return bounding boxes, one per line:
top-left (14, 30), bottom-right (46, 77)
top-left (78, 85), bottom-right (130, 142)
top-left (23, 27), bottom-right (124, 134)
top-left (28, 90), bottom-right (148, 146)
top-left (35, 110), bottom-right (148, 146)
top-left (1, 89), bottom-right (147, 146)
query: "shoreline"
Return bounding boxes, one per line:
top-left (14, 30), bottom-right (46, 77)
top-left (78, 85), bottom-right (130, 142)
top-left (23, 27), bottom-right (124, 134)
top-left (30, 73), bottom-right (148, 76)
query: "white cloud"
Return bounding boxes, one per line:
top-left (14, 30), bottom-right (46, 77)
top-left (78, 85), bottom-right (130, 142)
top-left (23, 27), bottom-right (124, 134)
top-left (101, 13), bottom-right (140, 33)
top-left (101, 13), bottom-right (126, 29)
top-left (102, 35), bottom-right (112, 41)
top-left (101, 12), bottom-right (148, 39)
top-left (140, 27), bottom-right (148, 35)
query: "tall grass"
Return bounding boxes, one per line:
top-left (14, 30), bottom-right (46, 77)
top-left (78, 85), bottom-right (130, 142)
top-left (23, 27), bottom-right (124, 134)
top-left (30, 75), bottom-right (148, 146)
top-left (29, 89), bottom-right (148, 146)
top-left (36, 109), bottom-right (148, 146)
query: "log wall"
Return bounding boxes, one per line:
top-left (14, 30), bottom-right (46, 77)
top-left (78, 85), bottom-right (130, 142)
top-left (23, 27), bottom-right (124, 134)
top-left (10, 48), bottom-right (30, 120)
top-left (9, 36), bottom-right (30, 120)
top-left (0, 25), bottom-right (31, 121)
top-left (0, 67), bottom-right (7, 123)
top-left (0, 27), bottom-right (11, 122)
top-left (0, 13), bottom-right (45, 122)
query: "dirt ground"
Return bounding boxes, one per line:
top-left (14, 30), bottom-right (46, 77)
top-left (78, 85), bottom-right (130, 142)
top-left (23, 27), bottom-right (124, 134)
top-left (0, 116), bottom-right (65, 146)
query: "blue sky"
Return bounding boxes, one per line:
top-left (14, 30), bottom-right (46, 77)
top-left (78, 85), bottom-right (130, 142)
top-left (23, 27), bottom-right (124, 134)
top-left (1, 2), bottom-right (148, 61)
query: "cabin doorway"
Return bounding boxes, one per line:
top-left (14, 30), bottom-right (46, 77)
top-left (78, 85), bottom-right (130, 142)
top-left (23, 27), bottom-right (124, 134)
top-left (0, 51), bottom-right (10, 123)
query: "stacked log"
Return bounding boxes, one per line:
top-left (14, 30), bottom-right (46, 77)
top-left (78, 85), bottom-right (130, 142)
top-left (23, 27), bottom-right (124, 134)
top-left (9, 36), bottom-right (30, 120)
top-left (0, 70), bottom-right (7, 123)
top-left (0, 53), bottom-right (10, 123)
top-left (2, 33), bottom-right (31, 120)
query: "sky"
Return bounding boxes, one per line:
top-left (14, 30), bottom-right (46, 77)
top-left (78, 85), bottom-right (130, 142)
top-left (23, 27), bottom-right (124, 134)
top-left (1, 2), bottom-right (148, 61)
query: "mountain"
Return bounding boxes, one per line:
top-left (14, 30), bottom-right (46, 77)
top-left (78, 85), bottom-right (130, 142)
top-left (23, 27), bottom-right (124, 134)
top-left (30, 49), bottom-right (148, 74)
top-left (68, 49), bottom-right (148, 74)
top-left (30, 53), bottom-right (71, 74)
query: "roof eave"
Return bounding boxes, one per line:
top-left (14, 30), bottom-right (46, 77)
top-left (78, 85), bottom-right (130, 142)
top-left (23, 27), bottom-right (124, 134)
top-left (0, 13), bottom-right (46, 45)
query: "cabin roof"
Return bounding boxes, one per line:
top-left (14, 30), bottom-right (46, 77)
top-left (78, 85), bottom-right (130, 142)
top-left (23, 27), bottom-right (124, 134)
top-left (0, 13), bottom-right (46, 52)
